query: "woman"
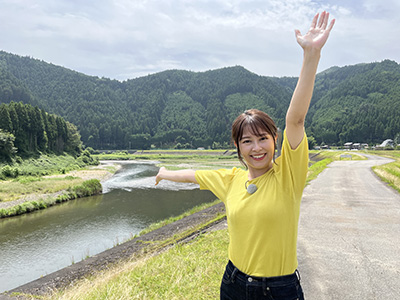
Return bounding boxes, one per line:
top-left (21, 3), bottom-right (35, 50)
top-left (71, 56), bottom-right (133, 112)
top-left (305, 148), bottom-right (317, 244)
top-left (156, 11), bottom-right (335, 300)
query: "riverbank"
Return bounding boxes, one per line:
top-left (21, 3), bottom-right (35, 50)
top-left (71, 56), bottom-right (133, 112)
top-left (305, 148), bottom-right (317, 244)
top-left (0, 161), bottom-right (121, 215)
top-left (4, 202), bottom-right (226, 299)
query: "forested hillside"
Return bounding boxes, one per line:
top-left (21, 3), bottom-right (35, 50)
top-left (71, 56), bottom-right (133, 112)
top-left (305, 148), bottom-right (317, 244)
top-left (306, 60), bottom-right (400, 145)
top-left (0, 102), bottom-right (82, 160)
top-left (0, 50), bottom-right (399, 149)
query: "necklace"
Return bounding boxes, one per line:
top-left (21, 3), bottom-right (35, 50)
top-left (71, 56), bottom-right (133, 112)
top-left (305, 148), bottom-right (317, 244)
top-left (245, 180), bottom-right (257, 194)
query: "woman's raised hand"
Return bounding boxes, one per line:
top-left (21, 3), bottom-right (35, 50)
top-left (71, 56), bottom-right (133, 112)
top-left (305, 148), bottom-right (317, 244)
top-left (295, 11), bottom-right (335, 52)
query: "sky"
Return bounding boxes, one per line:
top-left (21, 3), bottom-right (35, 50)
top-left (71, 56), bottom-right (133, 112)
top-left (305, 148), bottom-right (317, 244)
top-left (0, 0), bottom-right (399, 81)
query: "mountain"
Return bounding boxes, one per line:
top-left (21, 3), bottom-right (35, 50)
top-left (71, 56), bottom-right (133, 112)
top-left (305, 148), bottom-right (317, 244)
top-left (0, 50), bottom-right (399, 148)
top-left (306, 60), bottom-right (400, 145)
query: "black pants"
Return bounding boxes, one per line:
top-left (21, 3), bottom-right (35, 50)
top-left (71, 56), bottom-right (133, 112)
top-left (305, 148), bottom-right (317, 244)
top-left (220, 261), bottom-right (304, 300)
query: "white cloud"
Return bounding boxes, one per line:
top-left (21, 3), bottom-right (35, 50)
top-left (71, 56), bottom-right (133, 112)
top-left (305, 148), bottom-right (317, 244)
top-left (0, 0), bottom-right (399, 80)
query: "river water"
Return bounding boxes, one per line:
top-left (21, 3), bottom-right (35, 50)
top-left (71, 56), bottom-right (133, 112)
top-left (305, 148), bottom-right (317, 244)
top-left (0, 161), bottom-right (215, 293)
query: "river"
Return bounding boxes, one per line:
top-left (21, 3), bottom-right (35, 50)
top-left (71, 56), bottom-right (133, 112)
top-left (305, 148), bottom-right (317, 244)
top-left (0, 161), bottom-right (215, 293)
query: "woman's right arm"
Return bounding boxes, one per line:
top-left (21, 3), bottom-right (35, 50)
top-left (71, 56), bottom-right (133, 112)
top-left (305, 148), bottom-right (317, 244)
top-left (155, 167), bottom-right (197, 185)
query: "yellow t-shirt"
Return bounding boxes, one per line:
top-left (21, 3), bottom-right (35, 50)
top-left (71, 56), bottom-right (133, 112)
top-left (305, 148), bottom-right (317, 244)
top-left (195, 130), bottom-right (308, 277)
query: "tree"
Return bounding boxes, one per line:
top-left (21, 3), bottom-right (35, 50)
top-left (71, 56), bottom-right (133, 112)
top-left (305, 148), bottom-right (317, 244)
top-left (64, 122), bottom-right (82, 157)
top-left (307, 135), bottom-right (317, 149)
top-left (0, 102), bottom-right (83, 158)
top-left (0, 129), bottom-right (17, 161)
top-left (129, 133), bottom-right (151, 150)
top-left (0, 103), bottom-right (12, 132)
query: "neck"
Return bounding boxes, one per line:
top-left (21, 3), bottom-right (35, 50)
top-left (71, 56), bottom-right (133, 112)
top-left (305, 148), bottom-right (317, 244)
top-left (248, 163), bottom-right (273, 181)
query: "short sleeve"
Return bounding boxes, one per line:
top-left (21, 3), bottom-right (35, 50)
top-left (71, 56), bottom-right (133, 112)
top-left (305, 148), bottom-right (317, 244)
top-left (275, 130), bottom-right (309, 200)
top-left (195, 168), bottom-right (238, 203)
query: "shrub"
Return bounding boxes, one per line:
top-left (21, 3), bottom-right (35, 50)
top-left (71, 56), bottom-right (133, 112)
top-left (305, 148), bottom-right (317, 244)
top-left (22, 202), bottom-right (35, 213)
top-left (70, 179), bottom-right (102, 198)
top-left (1, 165), bottom-right (13, 177)
top-left (0, 165), bottom-right (20, 178)
top-left (0, 208), bottom-right (7, 218)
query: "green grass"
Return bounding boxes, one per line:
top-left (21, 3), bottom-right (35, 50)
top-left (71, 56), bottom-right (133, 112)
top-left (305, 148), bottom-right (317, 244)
top-left (138, 199), bottom-right (221, 236)
top-left (370, 151), bottom-right (400, 193)
top-left (93, 148), bottom-right (237, 161)
top-left (40, 229), bottom-right (228, 300)
top-left (0, 179), bottom-right (102, 218)
top-left (0, 154), bottom-right (98, 180)
top-left (0, 175), bottom-right (88, 202)
top-left (367, 150), bottom-right (400, 158)
top-left (94, 153), bottom-right (237, 161)
top-left (306, 158), bottom-right (333, 184)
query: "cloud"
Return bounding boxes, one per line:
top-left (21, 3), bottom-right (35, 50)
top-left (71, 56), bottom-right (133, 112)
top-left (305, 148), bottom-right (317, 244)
top-left (0, 0), bottom-right (399, 80)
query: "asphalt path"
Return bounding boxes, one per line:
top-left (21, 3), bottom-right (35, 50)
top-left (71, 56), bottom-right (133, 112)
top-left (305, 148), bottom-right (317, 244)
top-left (298, 154), bottom-right (400, 300)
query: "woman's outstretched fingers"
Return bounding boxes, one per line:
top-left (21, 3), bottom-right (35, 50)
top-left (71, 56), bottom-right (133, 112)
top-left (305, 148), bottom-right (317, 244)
top-left (310, 12), bottom-right (319, 29)
top-left (155, 167), bottom-right (166, 185)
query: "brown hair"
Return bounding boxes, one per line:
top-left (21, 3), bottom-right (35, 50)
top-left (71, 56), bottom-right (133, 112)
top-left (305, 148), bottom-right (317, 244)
top-left (231, 109), bottom-right (278, 169)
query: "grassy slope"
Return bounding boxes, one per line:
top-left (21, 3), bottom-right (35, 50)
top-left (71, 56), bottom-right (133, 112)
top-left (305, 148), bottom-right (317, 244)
top-left (369, 150), bottom-right (400, 193)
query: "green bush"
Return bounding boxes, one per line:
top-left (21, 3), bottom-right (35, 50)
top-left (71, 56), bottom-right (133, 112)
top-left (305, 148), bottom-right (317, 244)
top-left (1, 166), bottom-right (13, 178)
top-left (1, 166), bottom-right (21, 178)
top-left (0, 208), bottom-right (7, 218)
top-left (70, 179), bottom-right (102, 198)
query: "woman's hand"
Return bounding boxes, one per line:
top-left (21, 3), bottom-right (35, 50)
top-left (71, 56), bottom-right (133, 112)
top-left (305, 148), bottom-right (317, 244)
top-left (155, 167), bottom-right (166, 185)
top-left (285, 11), bottom-right (335, 149)
top-left (295, 11), bottom-right (335, 52)
top-left (155, 167), bottom-right (197, 185)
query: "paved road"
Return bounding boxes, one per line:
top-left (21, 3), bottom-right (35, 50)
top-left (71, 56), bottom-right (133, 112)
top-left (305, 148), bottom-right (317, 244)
top-left (298, 155), bottom-right (400, 300)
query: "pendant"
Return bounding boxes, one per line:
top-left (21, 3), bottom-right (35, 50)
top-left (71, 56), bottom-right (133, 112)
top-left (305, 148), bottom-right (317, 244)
top-left (245, 180), bottom-right (258, 194)
top-left (247, 184), bottom-right (257, 194)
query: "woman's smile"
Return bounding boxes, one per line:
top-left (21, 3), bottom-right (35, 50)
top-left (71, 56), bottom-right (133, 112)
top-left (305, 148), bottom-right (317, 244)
top-left (238, 127), bottom-right (276, 179)
top-left (251, 153), bottom-right (267, 161)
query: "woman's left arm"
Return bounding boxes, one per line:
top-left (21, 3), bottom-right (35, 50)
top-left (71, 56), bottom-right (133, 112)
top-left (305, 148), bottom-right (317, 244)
top-left (286, 11), bottom-right (335, 149)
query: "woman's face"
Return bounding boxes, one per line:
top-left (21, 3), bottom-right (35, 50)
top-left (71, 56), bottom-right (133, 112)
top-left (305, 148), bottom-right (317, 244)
top-left (237, 127), bottom-right (276, 180)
